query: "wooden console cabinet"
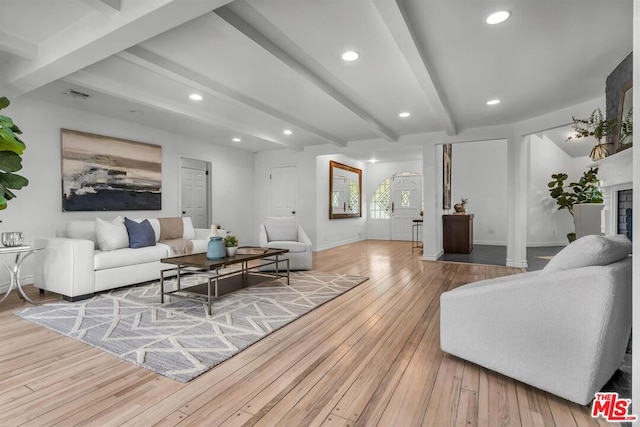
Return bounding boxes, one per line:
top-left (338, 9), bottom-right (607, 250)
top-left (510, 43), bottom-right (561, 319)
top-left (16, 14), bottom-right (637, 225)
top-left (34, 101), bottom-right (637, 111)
top-left (443, 214), bottom-right (474, 254)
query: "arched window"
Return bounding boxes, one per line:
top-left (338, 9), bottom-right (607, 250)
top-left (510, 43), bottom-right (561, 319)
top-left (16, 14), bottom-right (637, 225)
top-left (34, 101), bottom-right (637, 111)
top-left (370, 177), bottom-right (391, 219)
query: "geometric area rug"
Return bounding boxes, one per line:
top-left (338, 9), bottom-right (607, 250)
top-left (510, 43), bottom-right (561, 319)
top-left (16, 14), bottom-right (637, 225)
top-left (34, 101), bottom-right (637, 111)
top-left (15, 271), bottom-right (368, 382)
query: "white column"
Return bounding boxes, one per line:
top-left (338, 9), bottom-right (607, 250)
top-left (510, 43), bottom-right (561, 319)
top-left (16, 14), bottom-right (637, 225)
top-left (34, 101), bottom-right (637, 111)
top-left (631, 0), bottom-right (639, 415)
top-left (506, 133), bottom-right (528, 268)
top-left (422, 142), bottom-right (443, 260)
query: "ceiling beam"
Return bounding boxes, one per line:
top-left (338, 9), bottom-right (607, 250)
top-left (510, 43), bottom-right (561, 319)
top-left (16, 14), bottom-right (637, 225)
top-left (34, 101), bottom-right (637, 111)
top-left (1, 0), bottom-right (233, 97)
top-left (63, 70), bottom-right (302, 151)
top-left (119, 46), bottom-right (347, 147)
top-left (372, 0), bottom-right (457, 136)
top-left (216, 1), bottom-right (399, 142)
top-left (80, 0), bottom-right (122, 15)
top-left (0, 31), bottom-right (38, 60)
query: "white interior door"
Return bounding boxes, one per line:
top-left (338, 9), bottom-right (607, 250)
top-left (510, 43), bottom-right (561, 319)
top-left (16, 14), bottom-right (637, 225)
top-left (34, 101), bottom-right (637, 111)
top-left (269, 166), bottom-right (297, 217)
top-left (180, 158), bottom-right (209, 228)
top-left (390, 175), bottom-right (422, 240)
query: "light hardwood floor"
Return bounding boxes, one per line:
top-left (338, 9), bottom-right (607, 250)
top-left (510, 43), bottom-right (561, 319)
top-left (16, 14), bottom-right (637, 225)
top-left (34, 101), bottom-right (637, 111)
top-left (0, 240), bottom-right (617, 426)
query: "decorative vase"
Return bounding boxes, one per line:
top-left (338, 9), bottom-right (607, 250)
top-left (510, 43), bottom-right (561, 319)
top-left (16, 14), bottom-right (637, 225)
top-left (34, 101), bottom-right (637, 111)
top-left (453, 203), bottom-right (466, 214)
top-left (1, 231), bottom-right (23, 247)
top-left (226, 246), bottom-right (238, 257)
top-left (206, 236), bottom-right (226, 259)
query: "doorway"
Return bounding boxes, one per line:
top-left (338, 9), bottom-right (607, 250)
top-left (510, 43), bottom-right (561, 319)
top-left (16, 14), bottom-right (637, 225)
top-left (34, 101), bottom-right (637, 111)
top-left (370, 172), bottom-right (422, 241)
top-left (269, 166), bottom-right (298, 217)
top-left (390, 174), bottom-right (422, 240)
top-left (179, 157), bottom-right (211, 229)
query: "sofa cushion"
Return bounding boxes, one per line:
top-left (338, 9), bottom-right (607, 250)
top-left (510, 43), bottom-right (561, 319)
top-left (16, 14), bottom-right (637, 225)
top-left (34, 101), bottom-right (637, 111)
top-left (66, 220), bottom-right (98, 248)
top-left (95, 216), bottom-right (129, 251)
top-left (542, 234), bottom-right (632, 274)
top-left (130, 218), bottom-right (161, 243)
top-left (94, 245), bottom-right (169, 271)
top-left (182, 217), bottom-right (196, 240)
top-left (267, 241), bottom-right (308, 253)
top-left (159, 217), bottom-right (183, 240)
top-left (191, 238), bottom-right (206, 254)
top-left (264, 218), bottom-right (298, 242)
top-left (124, 218), bottom-right (156, 249)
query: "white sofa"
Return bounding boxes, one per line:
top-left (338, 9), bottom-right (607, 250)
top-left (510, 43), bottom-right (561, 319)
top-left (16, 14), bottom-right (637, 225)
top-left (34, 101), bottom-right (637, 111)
top-left (440, 234), bottom-right (632, 405)
top-left (34, 217), bottom-right (209, 301)
top-left (258, 217), bottom-right (312, 270)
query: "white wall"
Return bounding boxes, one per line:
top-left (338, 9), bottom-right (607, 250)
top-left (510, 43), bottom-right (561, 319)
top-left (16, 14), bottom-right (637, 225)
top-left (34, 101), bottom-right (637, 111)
top-left (450, 140), bottom-right (508, 245)
top-left (253, 149), bottom-right (317, 244)
top-left (254, 148), bottom-right (367, 251)
top-left (366, 159), bottom-right (422, 240)
top-left (316, 154), bottom-right (366, 250)
top-left (527, 134), bottom-right (592, 246)
top-left (3, 96), bottom-right (255, 289)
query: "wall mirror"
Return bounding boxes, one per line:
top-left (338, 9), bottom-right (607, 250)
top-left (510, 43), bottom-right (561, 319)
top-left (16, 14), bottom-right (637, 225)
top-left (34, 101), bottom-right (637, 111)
top-left (617, 79), bottom-right (633, 152)
top-left (329, 160), bottom-right (362, 219)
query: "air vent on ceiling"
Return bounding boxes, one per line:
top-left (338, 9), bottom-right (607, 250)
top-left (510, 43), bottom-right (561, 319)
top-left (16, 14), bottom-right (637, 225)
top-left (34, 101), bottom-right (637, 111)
top-left (63, 89), bottom-right (91, 99)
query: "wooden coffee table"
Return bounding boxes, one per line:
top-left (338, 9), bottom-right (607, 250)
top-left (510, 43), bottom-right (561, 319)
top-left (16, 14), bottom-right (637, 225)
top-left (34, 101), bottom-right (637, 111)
top-left (160, 247), bottom-right (289, 315)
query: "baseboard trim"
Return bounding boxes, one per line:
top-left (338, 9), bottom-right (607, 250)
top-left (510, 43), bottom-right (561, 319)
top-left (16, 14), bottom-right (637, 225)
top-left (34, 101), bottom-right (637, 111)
top-left (506, 258), bottom-right (528, 268)
top-left (473, 240), bottom-right (507, 246)
top-left (314, 237), bottom-right (365, 252)
top-left (422, 249), bottom-right (444, 261)
top-left (0, 274), bottom-right (33, 294)
top-left (526, 242), bottom-right (568, 247)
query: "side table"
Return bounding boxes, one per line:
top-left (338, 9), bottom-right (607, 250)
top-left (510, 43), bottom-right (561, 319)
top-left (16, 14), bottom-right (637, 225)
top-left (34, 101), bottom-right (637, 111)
top-left (412, 219), bottom-right (423, 252)
top-left (0, 245), bottom-right (42, 305)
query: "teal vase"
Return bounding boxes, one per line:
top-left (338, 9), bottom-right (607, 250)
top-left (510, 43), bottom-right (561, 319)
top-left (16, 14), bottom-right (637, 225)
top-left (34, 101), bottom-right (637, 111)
top-left (206, 236), bottom-right (226, 259)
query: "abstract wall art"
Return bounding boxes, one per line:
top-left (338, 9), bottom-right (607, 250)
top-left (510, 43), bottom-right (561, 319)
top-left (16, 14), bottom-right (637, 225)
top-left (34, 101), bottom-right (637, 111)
top-left (443, 143), bottom-right (452, 210)
top-left (61, 129), bottom-right (162, 211)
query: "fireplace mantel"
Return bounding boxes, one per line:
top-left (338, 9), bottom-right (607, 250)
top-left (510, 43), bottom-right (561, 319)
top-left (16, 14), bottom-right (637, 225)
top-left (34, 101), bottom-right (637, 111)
top-left (594, 147), bottom-right (633, 235)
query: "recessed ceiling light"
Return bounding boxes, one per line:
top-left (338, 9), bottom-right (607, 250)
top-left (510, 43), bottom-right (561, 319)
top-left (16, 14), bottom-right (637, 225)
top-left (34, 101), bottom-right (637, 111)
top-left (341, 51), bottom-right (359, 61)
top-left (283, 129), bottom-right (293, 135)
top-left (232, 137), bottom-right (241, 142)
top-left (398, 112), bottom-right (411, 118)
top-left (486, 10), bottom-right (511, 25)
top-left (486, 99), bottom-right (501, 105)
top-left (370, 158), bottom-right (377, 163)
top-left (189, 93), bottom-right (203, 101)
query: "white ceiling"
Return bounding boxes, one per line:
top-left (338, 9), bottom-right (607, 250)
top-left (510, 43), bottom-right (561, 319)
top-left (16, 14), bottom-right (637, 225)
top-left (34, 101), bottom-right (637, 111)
top-left (0, 0), bottom-right (632, 160)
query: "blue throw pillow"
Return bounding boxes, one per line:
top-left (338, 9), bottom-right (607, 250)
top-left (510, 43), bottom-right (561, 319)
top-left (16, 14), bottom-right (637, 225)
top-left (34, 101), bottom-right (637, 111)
top-left (124, 218), bottom-right (156, 249)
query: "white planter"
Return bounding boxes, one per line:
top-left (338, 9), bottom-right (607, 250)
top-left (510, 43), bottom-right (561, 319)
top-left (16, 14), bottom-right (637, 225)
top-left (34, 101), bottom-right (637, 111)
top-left (226, 246), bottom-right (237, 257)
top-left (573, 204), bottom-right (604, 239)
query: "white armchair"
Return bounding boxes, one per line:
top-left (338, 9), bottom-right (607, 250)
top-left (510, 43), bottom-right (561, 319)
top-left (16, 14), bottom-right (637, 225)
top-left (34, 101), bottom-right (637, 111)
top-left (259, 217), bottom-right (312, 270)
top-left (440, 235), bottom-right (632, 405)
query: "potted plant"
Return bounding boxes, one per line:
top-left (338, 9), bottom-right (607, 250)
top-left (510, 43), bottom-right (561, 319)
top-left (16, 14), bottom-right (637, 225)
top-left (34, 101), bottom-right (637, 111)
top-left (224, 235), bottom-right (238, 257)
top-left (567, 108), bottom-right (616, 160)
top-left (548, 167), bottom-right (603, 241)
top-left (0, 97), bottom-right (29, 213)
top-left (619, 107), bottom-right (633, 147)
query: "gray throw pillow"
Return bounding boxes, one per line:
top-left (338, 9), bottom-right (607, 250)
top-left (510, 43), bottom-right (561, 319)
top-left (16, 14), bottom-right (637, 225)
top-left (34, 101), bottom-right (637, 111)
top-left (542, 234), bottom-right (631, 274)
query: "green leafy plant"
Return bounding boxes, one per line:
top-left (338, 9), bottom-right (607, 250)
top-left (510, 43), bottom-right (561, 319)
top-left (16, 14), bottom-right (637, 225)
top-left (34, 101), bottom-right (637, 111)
top-left (620, 107), bottom-right (633, 144)
top-left (224, 235), bottom-right (238, 248)
top-left (548, 167), bottom-right (603, 240)
top-left (567, 108), bottom-right (616, 160)
top-left (0, 97), bottom-right (28, 211)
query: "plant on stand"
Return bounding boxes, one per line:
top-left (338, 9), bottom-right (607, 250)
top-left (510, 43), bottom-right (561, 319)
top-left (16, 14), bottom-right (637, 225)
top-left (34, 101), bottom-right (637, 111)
top-left (567, 108), bottom-right (615, 160)
top-left (548, 167), bottom-right (603, 241)
top-left (0, 97), bottom-right (29, 214)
